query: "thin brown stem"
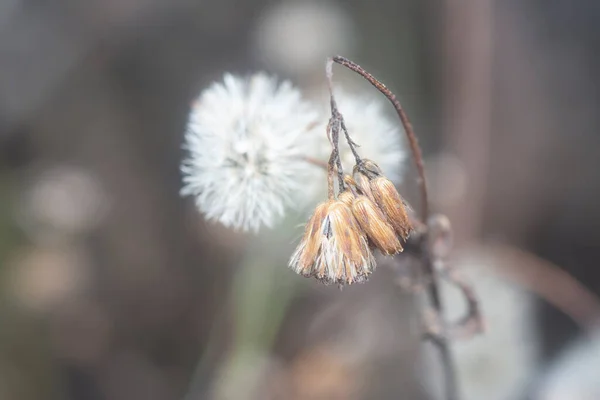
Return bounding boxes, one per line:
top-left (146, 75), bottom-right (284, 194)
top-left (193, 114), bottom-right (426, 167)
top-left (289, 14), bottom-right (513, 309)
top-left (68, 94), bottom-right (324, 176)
top-left (483, 244), bottom-right (600, 332)
top-left (329, 118), bottom-right (345, 193)
top-left (325, 60), bottom-right (348, 195)
top-left (435, 259), bottom-right (485, 340)
top-left (301, 156), bottom-right (328, 170)
top-left (331, 56), bottom-right (429, 222)
top-left (325, 123), bottom-right (337, 200)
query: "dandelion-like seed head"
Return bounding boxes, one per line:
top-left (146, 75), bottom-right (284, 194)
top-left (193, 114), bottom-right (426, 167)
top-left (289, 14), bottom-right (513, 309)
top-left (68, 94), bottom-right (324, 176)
top-left (181, 73), bottom-right (319, 232)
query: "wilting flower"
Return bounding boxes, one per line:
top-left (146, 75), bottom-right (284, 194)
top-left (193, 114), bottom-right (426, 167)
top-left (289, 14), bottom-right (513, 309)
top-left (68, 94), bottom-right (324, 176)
top-left (351, 160), bottom-right (412, 241)
top-left (337, 179), bottom-right (403, 256)
top-left (289, 200), bottom-right (376, 285)
top-left (181, 73), bottom-right (319, 232)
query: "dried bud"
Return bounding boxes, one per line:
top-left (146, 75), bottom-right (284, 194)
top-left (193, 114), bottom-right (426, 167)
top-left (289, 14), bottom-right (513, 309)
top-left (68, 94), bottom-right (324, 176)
top-left (337, 190), bottom-right (356, 207)
top-left (351, 195), bottom-right (403, 255)
top-left (353, 171), bottom-right (375, 201)
top-left (359, 159), bottom-right (383, 176)
top-left (370, 177), bottom-right (412, 240)
top-left (289, 200), bottom-right (375, 285)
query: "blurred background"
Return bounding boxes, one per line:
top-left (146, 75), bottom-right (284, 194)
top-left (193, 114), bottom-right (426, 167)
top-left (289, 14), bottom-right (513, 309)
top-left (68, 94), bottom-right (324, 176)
top-left (1, 0), bottom-right (600, 399)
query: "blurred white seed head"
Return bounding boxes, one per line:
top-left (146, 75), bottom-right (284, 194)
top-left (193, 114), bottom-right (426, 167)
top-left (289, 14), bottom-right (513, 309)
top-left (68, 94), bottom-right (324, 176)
top-left (8, 245), bottom-right (91, 312)
top-left (181, 73), bottom-right (320, 232)
top-left (19, 166), bottom-right (108, 243)
top-left (316, 89), bottom-right (407, 184)
top-left (253, 1), bottom-right (355, 78)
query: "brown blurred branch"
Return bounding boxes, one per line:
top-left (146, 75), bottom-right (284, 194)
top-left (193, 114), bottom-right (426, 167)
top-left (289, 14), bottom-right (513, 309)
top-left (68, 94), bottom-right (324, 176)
top-left (441, 0), bottom-right (493, 245)
top-left (482, 244), bottom-right (600, 333)
top-left (437, 260), bottom-right (485, 340)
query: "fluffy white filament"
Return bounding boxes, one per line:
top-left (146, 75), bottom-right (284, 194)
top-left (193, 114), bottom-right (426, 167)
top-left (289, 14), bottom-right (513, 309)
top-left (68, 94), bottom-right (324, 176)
top-left (181, 73), bottom-right (319, 232)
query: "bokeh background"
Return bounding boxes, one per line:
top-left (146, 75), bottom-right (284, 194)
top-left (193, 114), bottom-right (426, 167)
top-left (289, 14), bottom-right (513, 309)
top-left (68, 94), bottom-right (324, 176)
top-left (1, 1), bottom-right (600, 399)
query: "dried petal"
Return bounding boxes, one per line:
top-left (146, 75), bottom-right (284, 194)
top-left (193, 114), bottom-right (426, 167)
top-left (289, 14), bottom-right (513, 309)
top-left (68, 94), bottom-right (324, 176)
top-left (289, 200), bottom-right (375, 285)
top-left (353, 172), bottom-right (375, 201)
top-left (351, 196), bottom-right (403, 255)
top-left (370, 177), bottom-right (412, 240)
top-left (290, 201), bottom-right (332, 276)
top-left (337, 190), bottom-right (355, 207)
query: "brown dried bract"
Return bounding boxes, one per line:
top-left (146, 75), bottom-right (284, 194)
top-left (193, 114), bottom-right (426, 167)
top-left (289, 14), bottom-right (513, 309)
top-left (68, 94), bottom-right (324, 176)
top-left (289, 200), bottom-right (375, 285)
top-left (353, 172), bottom-right (375, 201)
top-left (337, 190), bottom-right (355, 207)
top-left (292, 201), bottom-right (332, 276)
top-left (370, 177), bottom-right (412, 240)
top-left (351, 195), bottom-right (403, 255)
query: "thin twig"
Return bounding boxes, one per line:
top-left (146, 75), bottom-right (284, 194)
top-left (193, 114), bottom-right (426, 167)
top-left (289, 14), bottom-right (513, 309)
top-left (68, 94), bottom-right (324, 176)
top-left (326, 58), bottom-right (362, 167)
top-left (328, 56), bottom-right (459, 400)
top-left (482, 244), bottom-right (600, 333)
top-left (331, 55), bottom-right (429, 222)
top-left (340, 118), bottom-right (362, 165)
top-left (435, 260), bottom-right (485, 340)
top-left (325, 60), bottom-right (349, 194)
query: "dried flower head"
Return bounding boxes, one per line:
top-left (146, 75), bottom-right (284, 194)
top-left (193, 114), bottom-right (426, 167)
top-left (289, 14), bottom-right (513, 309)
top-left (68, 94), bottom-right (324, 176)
top-left (336, 189), bottom-right (356, 207)
top-left (370, 176), bottom-right (412, 240)
top-left (351, 195), bottom-right (403, 255)
top-left (180, 73), bottom-right (319, 232)
top-left (353, 170), bottom-right (375, 201)
top-left (289, 200), bottom-right (375, 285)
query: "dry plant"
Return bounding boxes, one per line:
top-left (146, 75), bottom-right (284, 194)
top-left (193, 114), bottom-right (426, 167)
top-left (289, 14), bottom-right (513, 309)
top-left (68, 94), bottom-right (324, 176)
top-left (321, 57), bottom-right (484, 400)
top-left (181, 56), bottom-right (485, 400)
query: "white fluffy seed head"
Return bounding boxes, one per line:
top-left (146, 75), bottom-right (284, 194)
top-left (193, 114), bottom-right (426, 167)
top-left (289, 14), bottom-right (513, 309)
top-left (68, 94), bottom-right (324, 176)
top-left (181, 73), bottom-right (320, 232)
top-left (315, 89), bottom-right (407, 184)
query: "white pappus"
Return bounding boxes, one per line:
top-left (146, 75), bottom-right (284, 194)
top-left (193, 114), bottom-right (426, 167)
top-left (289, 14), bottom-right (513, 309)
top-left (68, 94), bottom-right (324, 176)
top-left (181, 73), bottom-right (320, 232)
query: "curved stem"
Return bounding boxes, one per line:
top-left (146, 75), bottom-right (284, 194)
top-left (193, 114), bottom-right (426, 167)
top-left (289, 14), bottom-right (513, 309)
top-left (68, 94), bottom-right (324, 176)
top-left (331, 56), bottom-right (429, 222)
